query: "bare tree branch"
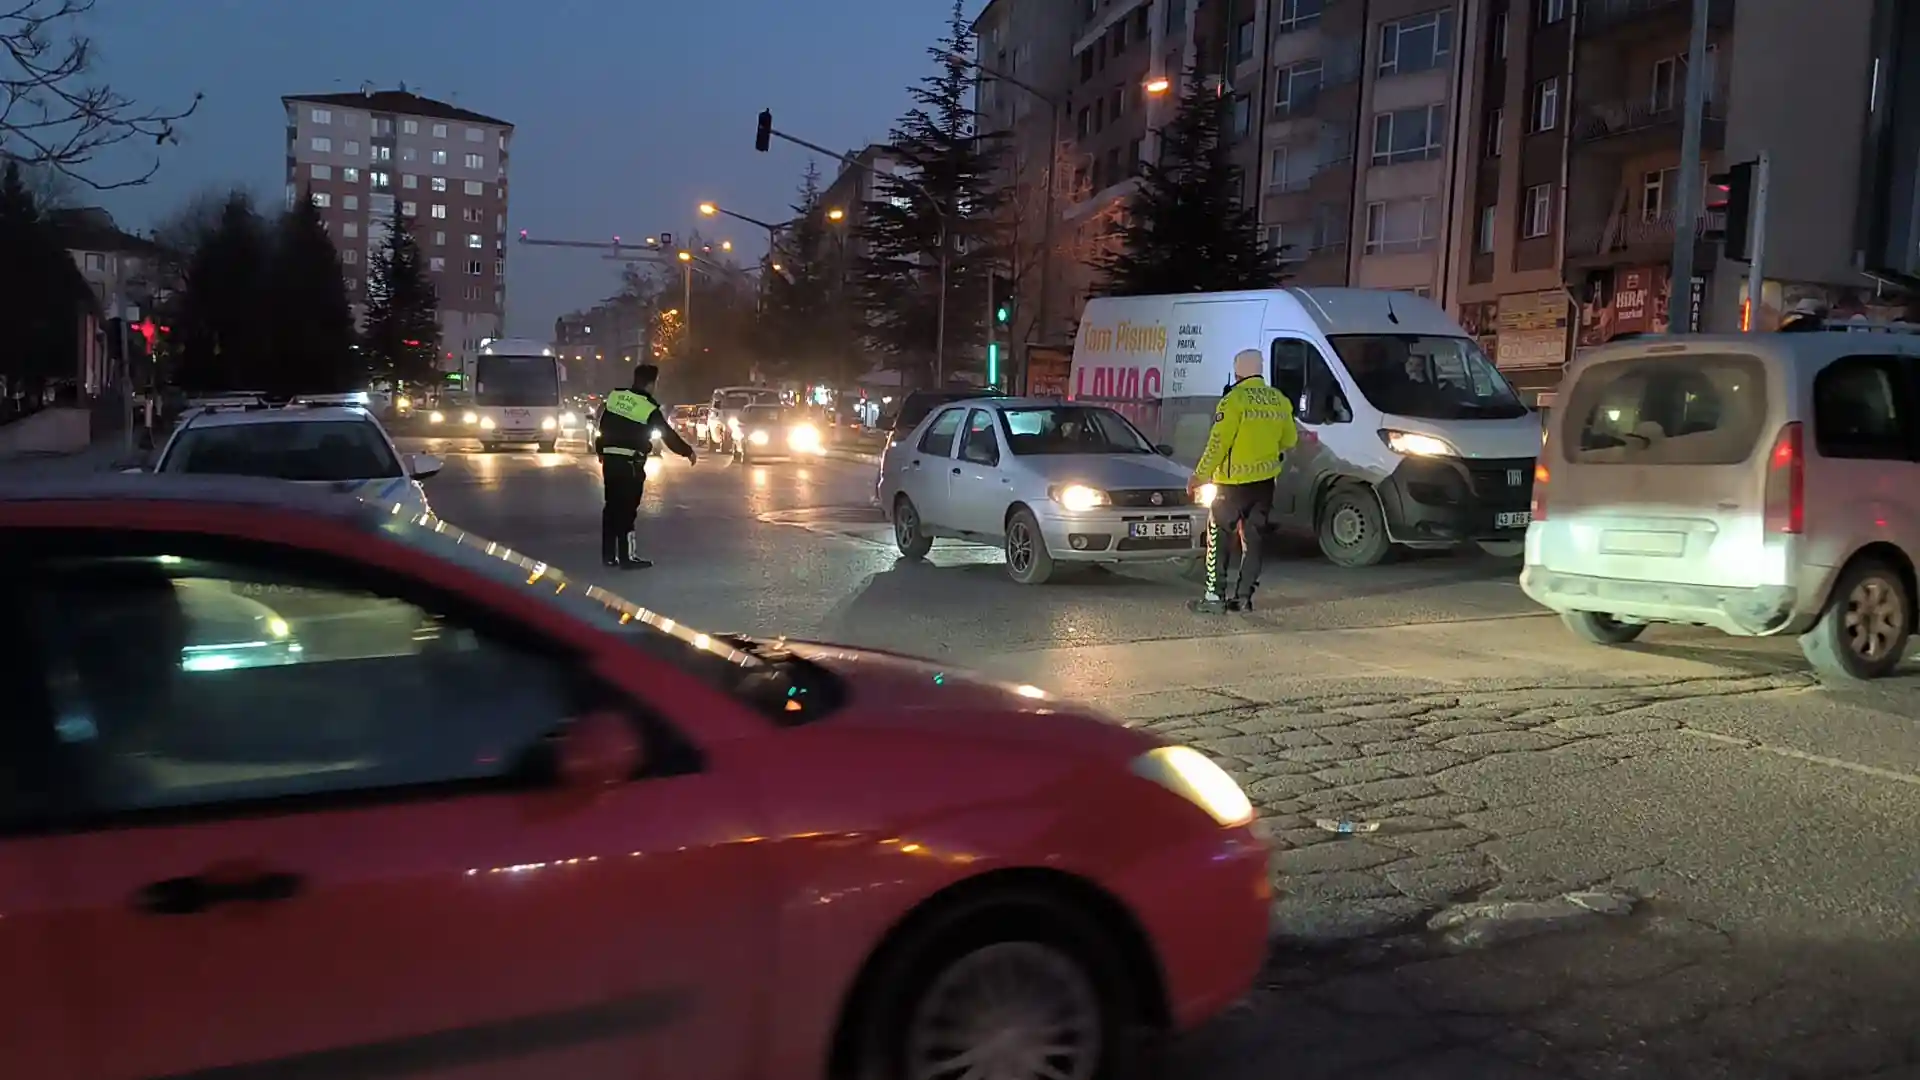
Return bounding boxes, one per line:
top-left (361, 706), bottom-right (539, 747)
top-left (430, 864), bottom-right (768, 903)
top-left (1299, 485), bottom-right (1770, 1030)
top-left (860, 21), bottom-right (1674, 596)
top-left (2, 0), bottom-right (201, 190)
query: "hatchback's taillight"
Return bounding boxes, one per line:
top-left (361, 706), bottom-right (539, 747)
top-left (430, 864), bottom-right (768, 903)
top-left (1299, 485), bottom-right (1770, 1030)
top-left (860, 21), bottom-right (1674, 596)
top-left (1530, 463), bottom-right (1549, 521)
top-left (1763, 422), bottom-right (1804, 534)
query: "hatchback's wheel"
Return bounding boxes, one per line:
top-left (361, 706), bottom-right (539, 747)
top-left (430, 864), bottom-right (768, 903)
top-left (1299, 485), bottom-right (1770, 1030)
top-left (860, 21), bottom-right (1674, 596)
top-left (1005, 507), bottom-right (1055, 585)
top-left (1800, 558), bottom-right (1912, 682)
top-left (893, 496), bottom-right (933, 559)
top-left (1476, 539), bottom-right (1524, 559)
top-left (1562, 610), bottom-right (1646, 645)
top-left (849, 893), bottom-right (1149, 1080)
top-left (1317, 486), bottom-right (1391, 567)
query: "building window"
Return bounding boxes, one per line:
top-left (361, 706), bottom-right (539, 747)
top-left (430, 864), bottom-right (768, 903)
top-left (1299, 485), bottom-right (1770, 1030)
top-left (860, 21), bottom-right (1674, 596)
top-left (343, 222), bottom-right (359, 238)
top-left (428, 204), bottom-right (444, 219)
top-left (311, 108), bottom-right (332, 125)
top-left (370, 171), bottom-right (390, 188)
top-left (309, 163), bottom-right (331, 180)
top-left (344, 141), bottom-right (360, 156)
top-left (1485, 108), bottom-right (1503, 157)
top-left (433, 231), bottom-right (447, 246)
top-left (1529, 77), bottom-right (1560, 133)
top-left (83, 252), bottom-right (104, 271)
top-left (401, 147), bottom-right (416, 162)
top-left (342, 166), bottom-right (360, 183)
top-left (1277, 0), bottom-right (1323, 33)
top-left (467, 234), bottom-right (482, 249)
top-left (1651, 57), bottom-right (1679, 112)
top-left (1371, 104), bottom-right (1446, 165)
top-left (402, 174), bottom-right (417, 189)
top-left (1378, 9), bottom-right (1454, 77)
top-left (432, 123), bottom-right (447, 138)
top-left (466, 127), bottom-right (484, 142)
top-left (309, 136), bottom-right (331, 152)
top-left (462, 207), bottom-right (481, 223)
top-left (1363, 197), bottom-right (1436, 253)
top-left (370, 194), bottom-right (394, 215)
top-left (1540, 0), bottom-right (1568, 24)
top-left (494, 259), bottom-right (504, 276)
top-left (431, 176), bottom-right (447, 192)
top-left (402, 119), bottom-right (418, 135)
top-left (464, 153), bottom-right (484, 169)
top-left (1493, 11), bottom-right (1508, 59)
top-left (371, 145), bottom-right (391, 162)
top-left (1476, 204), bottom-right (1496, 253)
top-left (1523, 183), bottom-right (1553, 237)
top-left (429, 257), bottom-right (445, 272)
top-left (401, 201), bottom-right (417, 217)
top-left (431, 149), bottom-right (448, 165)
top-left (341, 249), bottom-right (358, 265)
top-left (372, 118), bottom-right (393, 136)
top-left (1274, 59), bottom-right (1323, 116)
top-left (1233, 18), bottom-right (1256, 63)
top-left (1230, 95), bottom-right (1252, 139)
top-left (311, 192), bottom-right (331, 208)
top-left (464, 180), bottom-right (485, 196)
top-left (345, 277), bottom-right (357, 291)
top-left (467, 260), bottom-right (483, 275)
top-left (342, 195), bottom-right (358, 210)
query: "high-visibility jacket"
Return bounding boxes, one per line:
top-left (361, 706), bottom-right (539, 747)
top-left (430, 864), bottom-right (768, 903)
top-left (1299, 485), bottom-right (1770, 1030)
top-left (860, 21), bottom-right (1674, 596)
top-left (1193, 375), bottom-right (1298, 485)
top-left (595, 388), bottom-right (693, 459)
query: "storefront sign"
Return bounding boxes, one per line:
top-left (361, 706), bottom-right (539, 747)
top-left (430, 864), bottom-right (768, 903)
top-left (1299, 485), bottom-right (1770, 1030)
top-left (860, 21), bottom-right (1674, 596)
top-left (1495, 289), bottom-right (1569, 369)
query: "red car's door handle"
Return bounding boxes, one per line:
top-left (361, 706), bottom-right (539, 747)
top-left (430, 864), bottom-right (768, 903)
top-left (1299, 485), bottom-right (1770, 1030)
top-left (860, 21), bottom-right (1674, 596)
top-left (135, 871), bottom-right (304, 916)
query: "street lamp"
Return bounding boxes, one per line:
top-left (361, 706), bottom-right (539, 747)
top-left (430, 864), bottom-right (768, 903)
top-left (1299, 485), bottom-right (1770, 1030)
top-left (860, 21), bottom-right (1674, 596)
top-left (698, 200), bottom-right (783, 252)
top-left (677, 250), bottom-right (694, 352)
top-left (721, 239), bottom-right (732, 251)
top-left (1144, 76), bottom-right (1171, 94)
top-left (826, 207), bottom-right (845, 221)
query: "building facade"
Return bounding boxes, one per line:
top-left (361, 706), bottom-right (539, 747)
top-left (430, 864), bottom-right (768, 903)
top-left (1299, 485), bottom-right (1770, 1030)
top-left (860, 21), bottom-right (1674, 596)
top-left (282, 87), bottom-right (512, 372)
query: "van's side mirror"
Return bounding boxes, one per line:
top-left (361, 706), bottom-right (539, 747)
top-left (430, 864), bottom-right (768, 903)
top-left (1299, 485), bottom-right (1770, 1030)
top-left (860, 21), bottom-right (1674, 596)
top-left (1155, 443), bottom-right (1175, 456)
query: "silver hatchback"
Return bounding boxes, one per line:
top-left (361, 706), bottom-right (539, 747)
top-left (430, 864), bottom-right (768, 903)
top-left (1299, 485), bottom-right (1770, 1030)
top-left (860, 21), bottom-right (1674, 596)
top-left (879, 398), bottom-right (1209, 584)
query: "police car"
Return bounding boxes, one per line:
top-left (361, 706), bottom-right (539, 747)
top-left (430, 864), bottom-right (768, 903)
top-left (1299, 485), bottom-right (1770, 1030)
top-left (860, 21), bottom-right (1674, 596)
top-left (149, 395), bottom-right (442, 516)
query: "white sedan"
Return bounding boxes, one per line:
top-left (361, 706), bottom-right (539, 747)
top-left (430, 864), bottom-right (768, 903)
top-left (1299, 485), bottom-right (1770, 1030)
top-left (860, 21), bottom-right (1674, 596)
top-left (149, 403), bottom-right (441, 517)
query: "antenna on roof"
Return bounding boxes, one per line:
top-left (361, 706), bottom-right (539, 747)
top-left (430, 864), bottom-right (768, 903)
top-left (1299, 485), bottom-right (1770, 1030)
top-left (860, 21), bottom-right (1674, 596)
top-left (360, 81), bottom-right (374, 98)
top-left (398, 81), bottom-right (408, 93)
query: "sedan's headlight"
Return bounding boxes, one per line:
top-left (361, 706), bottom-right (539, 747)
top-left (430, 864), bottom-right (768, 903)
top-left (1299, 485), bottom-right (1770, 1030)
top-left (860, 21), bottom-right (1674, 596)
top-left (1051, 484), bottom-right (1109, 512)
top-left (1380, 429), bottom-right (1456, 457)
top-left (1195, 482), bottom-right (1218, 506)
top-left (1131, 746), bottom-right (1253, 827)
top-left (541, 416), bottom-right (558, 431)
top-left (479, 416), bottom-right (496, 431)
top-left (788, 423), bottom-right (821, 451)
top-left (749, 429), bottom-right (770, 446)
top-left (428, 410), bottom-right (444, 424)
top-left (396, 396), bottom-right (411, 410)
top-left (463, 411), bottom-right (479, 425)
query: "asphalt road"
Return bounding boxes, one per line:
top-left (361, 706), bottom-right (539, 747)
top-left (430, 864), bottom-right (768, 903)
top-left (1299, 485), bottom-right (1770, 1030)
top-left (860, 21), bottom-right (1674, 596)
top-left (410, 438), bottom-right (1920, 1079)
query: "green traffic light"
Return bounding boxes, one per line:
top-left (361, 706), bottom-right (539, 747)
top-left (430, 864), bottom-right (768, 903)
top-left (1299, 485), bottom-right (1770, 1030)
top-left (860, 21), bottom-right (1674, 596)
top-left (995, 306), bottom-right (1009, 322)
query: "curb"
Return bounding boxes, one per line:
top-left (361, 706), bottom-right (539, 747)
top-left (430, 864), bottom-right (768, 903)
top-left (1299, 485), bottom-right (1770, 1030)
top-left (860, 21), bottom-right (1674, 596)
top-left (821, 446), bottom-right (882, 466)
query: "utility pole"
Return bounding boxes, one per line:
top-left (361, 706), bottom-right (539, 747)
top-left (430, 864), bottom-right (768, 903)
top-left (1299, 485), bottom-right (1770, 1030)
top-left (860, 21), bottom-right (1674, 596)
top-left (1666, 0), bottom-right (1711, 332)
top-left (1744, 152), bottom-right (1771, 331)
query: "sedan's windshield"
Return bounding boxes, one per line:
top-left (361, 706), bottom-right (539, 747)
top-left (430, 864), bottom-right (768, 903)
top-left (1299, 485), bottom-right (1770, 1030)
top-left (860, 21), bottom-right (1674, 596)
top-left (743, 406), bottom-right (792, 425)
top-left (163, 420), bottom-right (401, 481)
top-left (1329, 334), bottom-right (1528, 420)
top-left (999, 406), bottom-right (1155, 454)
top-left (717, 390), bottom-right (780, 410)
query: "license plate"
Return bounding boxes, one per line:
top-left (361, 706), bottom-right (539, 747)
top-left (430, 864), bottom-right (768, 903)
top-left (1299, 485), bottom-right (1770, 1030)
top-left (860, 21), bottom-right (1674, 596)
top-left (1129, 521), bottom-right (1191, 539)
top-left (1495, 511), bottom-right (1531, 529)
top-left (506, 409), bottom-right (528, 418)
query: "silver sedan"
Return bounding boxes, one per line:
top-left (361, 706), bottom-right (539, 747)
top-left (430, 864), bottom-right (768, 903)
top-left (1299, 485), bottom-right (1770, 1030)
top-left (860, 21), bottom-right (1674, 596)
top-left (878, 397), bottom-right (1217, 584)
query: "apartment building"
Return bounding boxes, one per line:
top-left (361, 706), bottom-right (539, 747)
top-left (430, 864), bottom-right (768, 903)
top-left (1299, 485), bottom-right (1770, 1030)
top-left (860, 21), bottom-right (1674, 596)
top-left (282, 87), bottom-right (513, 370)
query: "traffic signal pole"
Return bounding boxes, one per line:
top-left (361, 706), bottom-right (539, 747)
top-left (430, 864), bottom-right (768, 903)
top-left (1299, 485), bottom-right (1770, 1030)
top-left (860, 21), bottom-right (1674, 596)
top-left (1665, 0), bottom-right (1712, 333)
top-left (1744, 152), bottom-right (1770, 331)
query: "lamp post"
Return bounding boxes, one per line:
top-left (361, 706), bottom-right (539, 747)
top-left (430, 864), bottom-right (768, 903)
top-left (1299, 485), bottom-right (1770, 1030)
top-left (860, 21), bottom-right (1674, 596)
top-left (698, 201), bottom-right (784, 258)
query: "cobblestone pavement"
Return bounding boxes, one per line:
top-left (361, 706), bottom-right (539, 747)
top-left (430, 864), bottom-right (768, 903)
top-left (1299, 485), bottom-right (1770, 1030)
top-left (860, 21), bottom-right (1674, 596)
top-left (1094, 670), bottom-right (1920, 1078)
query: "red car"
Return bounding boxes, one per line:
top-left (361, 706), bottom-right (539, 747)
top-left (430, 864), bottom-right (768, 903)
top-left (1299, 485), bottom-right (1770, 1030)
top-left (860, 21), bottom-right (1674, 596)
top-left (0, 474), bottom-right (1270, 1080)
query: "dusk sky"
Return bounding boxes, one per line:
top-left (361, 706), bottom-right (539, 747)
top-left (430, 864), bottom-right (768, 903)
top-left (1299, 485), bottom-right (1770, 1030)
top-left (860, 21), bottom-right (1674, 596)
top-left (79, 0), bottom-right (980, 337)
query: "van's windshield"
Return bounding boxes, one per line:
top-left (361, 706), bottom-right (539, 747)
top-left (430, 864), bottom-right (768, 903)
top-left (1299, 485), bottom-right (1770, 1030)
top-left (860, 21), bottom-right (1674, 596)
top-left (1330, 335), bottom-right (1528, 420)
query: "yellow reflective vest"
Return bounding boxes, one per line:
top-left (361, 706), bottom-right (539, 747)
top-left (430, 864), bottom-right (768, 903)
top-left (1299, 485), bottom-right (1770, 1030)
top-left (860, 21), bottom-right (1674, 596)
top-left (1193, 375), bottom-right (1299, 485)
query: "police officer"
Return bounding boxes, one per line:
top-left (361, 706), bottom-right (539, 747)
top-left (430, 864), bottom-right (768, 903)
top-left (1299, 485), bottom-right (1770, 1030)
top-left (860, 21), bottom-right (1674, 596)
top-left (1189, 348), bottom-right (1299, 613)
top-left (594, 364), bottom-right (695, 568)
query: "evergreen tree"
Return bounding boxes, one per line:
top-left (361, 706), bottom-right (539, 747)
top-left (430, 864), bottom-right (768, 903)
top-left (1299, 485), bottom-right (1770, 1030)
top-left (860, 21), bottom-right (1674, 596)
top-left (173, 191), bottom-right (271, 391)
top-left (362, 203), bottom-right (440, 388)
top-left (263, 190), bottom-right (359, 395)
top-left (763, 162), bottom-right (857, 385)
top-left (0, 159), bottom-right (90, 403)
top-left (1094, 68), bottom-right (1287, 296)
top-left (853, 0), bottom-right (1005, 388)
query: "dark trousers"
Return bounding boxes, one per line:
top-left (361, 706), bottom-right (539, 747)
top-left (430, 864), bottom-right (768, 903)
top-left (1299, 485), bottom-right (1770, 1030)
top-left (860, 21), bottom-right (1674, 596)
top-left (601, 455), bottom-right (645, 560)
top-left (1205, 477), bottom-right (1276, 601)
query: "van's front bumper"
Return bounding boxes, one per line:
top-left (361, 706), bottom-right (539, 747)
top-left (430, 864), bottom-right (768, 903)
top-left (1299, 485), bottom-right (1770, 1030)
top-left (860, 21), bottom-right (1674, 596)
top-left (1520, 566), bottom-right (1804, 637)
top-left (1378, 455), bottom-right (1535, 544)
top-left (1033, 504), bottom-right (1203, 563)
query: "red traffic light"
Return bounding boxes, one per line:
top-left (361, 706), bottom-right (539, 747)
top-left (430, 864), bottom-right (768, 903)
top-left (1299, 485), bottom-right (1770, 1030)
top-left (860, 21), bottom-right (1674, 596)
top-left (402, 339), bottom-right (421, 347)
top-left (1705, 177), bottom-right (1732, 212)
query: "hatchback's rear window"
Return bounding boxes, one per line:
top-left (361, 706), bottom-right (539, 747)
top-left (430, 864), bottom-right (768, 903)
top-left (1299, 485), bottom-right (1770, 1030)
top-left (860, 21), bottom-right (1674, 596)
top-left (1561, 354), bottom-right (1768, 466)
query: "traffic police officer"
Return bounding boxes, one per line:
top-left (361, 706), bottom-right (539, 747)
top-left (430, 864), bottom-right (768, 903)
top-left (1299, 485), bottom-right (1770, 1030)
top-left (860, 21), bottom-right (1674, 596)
top-left (1189, 348), bottom-right (1299, 613)
top-left (594, 364), bottom-right (695, 568)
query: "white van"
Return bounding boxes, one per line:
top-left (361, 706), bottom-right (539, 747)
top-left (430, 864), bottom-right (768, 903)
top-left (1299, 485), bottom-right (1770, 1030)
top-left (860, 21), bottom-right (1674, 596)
top-left (709, 385), bottom-right (782, 452)
top-left (1071, 288), bottom-right (1542, 566)
top-left (1524, 324), bottom-right (1920, 681)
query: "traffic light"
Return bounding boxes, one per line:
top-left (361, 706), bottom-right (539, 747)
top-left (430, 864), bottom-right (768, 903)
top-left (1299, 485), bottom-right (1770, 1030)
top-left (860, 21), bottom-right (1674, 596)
top-left (1707, 159), bottom-right (1757, 262)
top-left (754, 110), bottom-right (773, 153)
top-left (659, 231), bottom-right (673, 249)
top-left (991, 274), bottom-right (1013, 324)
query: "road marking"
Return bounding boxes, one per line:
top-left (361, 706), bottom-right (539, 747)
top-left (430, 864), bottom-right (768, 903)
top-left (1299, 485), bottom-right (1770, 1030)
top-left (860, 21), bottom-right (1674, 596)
top-left (1681, 728), bottom-right (1920, 787)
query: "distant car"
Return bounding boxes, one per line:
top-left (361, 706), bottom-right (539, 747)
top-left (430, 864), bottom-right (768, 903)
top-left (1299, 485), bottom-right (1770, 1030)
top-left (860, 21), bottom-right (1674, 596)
top-left (148, 401), bottom-right (441, 518)
top-left (0, 472), bottom-right (1270, 1080)
top-left (880, 398), bottom-right (1209, 584)
top-left (668, 404), bottom-right (702, 445)
top-left (731, 404), bottom-right (822, 463)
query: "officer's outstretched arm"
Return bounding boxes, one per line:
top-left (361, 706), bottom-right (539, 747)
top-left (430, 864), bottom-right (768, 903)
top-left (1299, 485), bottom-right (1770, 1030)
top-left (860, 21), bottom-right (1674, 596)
top-left (651, 414), bottom-right (695, 460)
top-left (1193, 398), bottom-right (1241, 482)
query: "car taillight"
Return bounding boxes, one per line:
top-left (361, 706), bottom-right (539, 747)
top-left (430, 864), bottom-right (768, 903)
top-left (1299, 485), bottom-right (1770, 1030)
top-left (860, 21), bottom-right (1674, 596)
top-left (1530, 462), bottom-right (1549, 521)
top-left (1763, 422), bottom-right (1804, 534)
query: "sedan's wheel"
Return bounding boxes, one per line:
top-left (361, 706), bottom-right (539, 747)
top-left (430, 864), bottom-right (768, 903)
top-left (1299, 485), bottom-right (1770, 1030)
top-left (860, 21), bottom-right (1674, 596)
top-left (1005, 508), bottom-right (1055, 585)
top-left (1800, 558), bottom-right (1912, 682)
top-left (893, 496), bottom-right (933, 559)
top-left (905, 941), bottom-right (1103, 1080)
top-left (1562, 610), bottom-right (1646, 645)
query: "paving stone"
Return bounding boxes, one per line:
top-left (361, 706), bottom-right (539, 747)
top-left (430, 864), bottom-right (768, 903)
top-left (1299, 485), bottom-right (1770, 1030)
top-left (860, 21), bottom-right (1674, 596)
top-left (1276, 744), bottom-right (1359, 764)
top-left (1335, 700), bottom-right (1447, 720)
top-left (1437, 730), bottom-right (1568, 754)
top-left (1367, 749), bottom-right (1473, 776)
top-left (1416, 718), bottom-right (1515, 738)
top-left (1357, 738), bottom-right (1439, 756)
top-left (1386, 793), bottom-right (1488, 819)
top-left (1545, 712), bottom-right (1681, 737)
top-left (1204, 733), bottom-right (1293, 756)
top-left (1313, 761), bottom-right (1405, 786)
top-left (1386, 856), bottom-right (1498, 903)
top-left (1284, 869), bottom-right (1406, 903)
top-left (1268, 894), bottom-right (1434, 945)
top-left (1244, 757), bottom-right (1326, 777)
top-left (1320, 723), bottom-right (1419, 745)
top-left (1392, 952), bottom-right (1554, 1015)
top-left (1271, 839), bottom-right (1405, 874)
top-left (1381, 828), bottom-right (1490, 857)
top-left (1336, 776), bottom-right (1442, 807)
top-left (1247, 772), bottom-right (1329, 800)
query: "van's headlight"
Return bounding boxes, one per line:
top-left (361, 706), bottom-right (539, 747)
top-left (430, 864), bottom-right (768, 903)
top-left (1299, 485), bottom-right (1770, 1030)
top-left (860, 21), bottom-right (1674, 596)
top-left (479, 416), bottom-right (496, 431)
top-left (428, 410), bottom-right (444, 424)
top-left (562, 412), bottom-right (578, 425)
top-left (1050, 484), bottom-right (1109, 512)
top-left (463, 411), bottom-right (479, 426)
top-left (1195, 483), bottom-right (1218, 506)
top-left (788, 423), bottom-right (820, 451)
top-left (541, 416), bottom-right (558, 431)
top-left (749, 429), bottom-right (770, 446)
top-left (1131, 746), bottom-right (1253, 827)
top-left (1380, 429), bottom-right (1456, 456)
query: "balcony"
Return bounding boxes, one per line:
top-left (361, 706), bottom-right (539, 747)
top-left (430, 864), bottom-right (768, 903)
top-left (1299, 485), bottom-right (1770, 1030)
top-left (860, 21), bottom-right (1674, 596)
top-left (1572, 94), bottom-right (1724, 156)
top-left (1579, 0), bottom-right (1734, 43)
top-left (1566, 209), bottom-right (1720, 265)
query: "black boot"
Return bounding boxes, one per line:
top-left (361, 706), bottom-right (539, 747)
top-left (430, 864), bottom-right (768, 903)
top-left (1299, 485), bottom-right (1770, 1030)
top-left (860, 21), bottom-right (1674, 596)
top-left (602, 533), bottom-right (622, 568)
